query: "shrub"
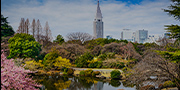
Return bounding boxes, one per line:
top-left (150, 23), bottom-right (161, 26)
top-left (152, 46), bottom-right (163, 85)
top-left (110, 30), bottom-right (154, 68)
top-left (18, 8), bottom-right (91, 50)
top-left (8, 33), bottom-right (41, 59)
top-left (80, 71), bottom-right (85, 76)
top-left (140, 85), bottom-right (155, 90)
top-left (110, 80), bottom-right (121, 87)
top-left (110, 70), bottom-right (121, 79)
top-left (96, 61), bottom-right (103, 68)
top-left (84, 69), bottom-right (93, 77)
top-left (75, 52), bottom-right (94, 68)
top-left (67, 68), bottom-right (74, 75)
top-left (92, 71), bottom-right (100, 77)
top-left (98, 53), bottom-right (107, 61)
top-left (163, 81), bottom-right (176, 88)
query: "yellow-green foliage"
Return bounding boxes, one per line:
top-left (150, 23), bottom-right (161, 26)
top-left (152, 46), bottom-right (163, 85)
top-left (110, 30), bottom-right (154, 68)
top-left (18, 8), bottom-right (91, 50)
top-left (24, 60), bottom-right (44, 71)
top-left (163, 81), bottom-right (176, 88)
top-left (87, 57), bottom-right (98, 63)
top-left (54, 80), bottom-right (71, 90)
top-left (84, 69), bottom-right (93, 77)
top-left (53, 56), bottom-right (71, 69)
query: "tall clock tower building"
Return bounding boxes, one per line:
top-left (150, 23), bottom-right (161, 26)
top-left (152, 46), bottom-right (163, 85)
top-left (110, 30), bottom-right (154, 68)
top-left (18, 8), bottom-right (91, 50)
top-left (93, 0), bottom-right (103, 39)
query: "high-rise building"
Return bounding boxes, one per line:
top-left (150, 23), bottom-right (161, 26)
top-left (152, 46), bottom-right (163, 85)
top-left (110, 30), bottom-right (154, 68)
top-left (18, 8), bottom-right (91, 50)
top-left (93, 0), bottom-right (103, 39)
top-left (135, 29), bottom-right (148, 43)
top-left (143, 34), bottom-right (161, 44)
top-left (121, 29), bottom-right (135, 42)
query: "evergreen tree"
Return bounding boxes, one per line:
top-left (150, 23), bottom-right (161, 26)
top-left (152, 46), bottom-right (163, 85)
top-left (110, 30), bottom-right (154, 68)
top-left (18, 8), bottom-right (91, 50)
top-left (164, 0), bottom-right (180, 40)
top-left (1, 14), bottom-right (15, 37)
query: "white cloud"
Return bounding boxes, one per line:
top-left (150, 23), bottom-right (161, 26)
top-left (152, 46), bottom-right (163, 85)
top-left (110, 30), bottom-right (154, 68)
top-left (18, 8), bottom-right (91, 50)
top-left (1, 0), bottom-right (179, 40)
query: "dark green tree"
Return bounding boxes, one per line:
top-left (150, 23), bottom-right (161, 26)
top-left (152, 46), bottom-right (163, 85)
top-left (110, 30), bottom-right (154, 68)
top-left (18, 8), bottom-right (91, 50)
top-left (75, 52), bottom-right (94, 68)
top-left (8, 33), bottom-right (41, 59)
top-left (164, 0), bottom-right (180, 40)
top-left (53, 34), bottom-right (64, 45)
top-left (1, 14), bottom-right (15, 37)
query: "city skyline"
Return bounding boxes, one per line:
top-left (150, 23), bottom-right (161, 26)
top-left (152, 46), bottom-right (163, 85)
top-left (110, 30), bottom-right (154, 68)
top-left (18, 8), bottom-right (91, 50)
top-left (1, 0), bottom-right (179, 40)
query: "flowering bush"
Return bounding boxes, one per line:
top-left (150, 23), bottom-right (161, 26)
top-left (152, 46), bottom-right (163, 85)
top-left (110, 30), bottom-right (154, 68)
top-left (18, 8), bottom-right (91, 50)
top-left (1, 50), bottom-right (41, 90)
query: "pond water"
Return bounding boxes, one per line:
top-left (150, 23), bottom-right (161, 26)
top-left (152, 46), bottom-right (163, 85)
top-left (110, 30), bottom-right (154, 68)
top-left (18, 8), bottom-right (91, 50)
top-left (33, 75), bottom-right (136, 90)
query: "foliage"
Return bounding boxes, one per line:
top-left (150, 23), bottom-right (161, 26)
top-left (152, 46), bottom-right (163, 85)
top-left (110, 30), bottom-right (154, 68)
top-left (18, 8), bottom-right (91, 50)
top-left (106, 52), bottom-right (115, 59)
top-left (24, 60), bottom-right (44, 71)
top-left (8, 33), bottom-right (41, 58)
top-left (163, 81), bottom-right (176, 88)
top-left (164, 0), bottom-right (180, 40)
top-left (43, 48), bottom-right (60, 70)
top-left (75, 52), bottom-right (94, 68)
top-left (143, 42), bottom-right (159, 48)
top-left (53, 56), bottom-right (71, 69)
top-left (98, 53), bottom-right (107, 61)
top-left (110, 80), bottom-right (121, 87)
top-left (92, 71), bottom-right (100, 77)
top-left (1, 50), bottom-right (41, 90)
top-left (91, 45), bottom-right (102, 56)
top-left (80, 71), bottom-right (85, 76)
top-left (67, 68), bottom-right (74, 75)
top-left (110, 70), bottom-right (121, 79)
top-left (54, 80), bottom-right (71, 90)
top-left (101, 42), bottom-right (125, 54)
top-left (53, 34), bottom-right (64, 45)
top-left (1, 14), bottom-right (15, 38)
top-left (84, 69), bottom-right (93, 77)
top-left (164, 0), bottom-right (180, 21)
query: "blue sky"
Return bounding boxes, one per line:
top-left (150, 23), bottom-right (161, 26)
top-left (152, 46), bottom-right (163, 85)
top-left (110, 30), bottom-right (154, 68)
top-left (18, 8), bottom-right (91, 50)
top-left (1, 0), bottom-right (179, 40)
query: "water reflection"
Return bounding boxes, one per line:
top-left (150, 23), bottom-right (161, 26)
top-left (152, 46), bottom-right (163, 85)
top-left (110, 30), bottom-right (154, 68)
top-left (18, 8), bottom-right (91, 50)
top-left (33, 75), bottom-right (136, 90)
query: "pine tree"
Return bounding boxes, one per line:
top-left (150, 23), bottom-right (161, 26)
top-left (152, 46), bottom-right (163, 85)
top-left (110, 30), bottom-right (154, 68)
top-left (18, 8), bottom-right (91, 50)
top-left (164, 0), bottom-right (180, 40)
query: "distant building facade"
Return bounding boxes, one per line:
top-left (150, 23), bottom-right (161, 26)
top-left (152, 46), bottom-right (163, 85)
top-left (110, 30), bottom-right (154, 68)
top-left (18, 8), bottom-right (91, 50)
top-left (93, 0), bottom-right (103, 39)
top-left (135, 29), bottom-right (148, 43)
top-left (143, 34), bottom-right (161, 44)
top-left (121, 29), bottom-right (135, 42)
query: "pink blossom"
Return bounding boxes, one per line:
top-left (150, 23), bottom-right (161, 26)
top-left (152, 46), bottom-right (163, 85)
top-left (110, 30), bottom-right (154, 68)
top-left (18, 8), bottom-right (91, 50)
top-left (1, 50), bottom-right (41, 90)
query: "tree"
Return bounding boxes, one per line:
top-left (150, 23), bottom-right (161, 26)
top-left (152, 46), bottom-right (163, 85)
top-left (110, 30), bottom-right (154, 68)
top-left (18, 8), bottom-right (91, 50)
top-left (75, 52), bottom-right (94, 68)
top-left (1, 50), bottom-right (41, 90)
top-left (126, 48), bottom-right (180, 89)
top-left (66, 32), bottom-right (93, 43)
top-left (17, 18), bottom-right (25, 33)
top-left (36, 19), bottom-right (43, 42)
top-left (8, 33), bottom-right (41, 58)
top-left (31, 19), bottom-right (36, 38)
top-left (164, 0), bottom-right (180, 40)
top-left (25, 18), bottom-right (30, 34)
top-left (43, 47), bottom-right (60, 70)
top-left (43, 21), bottom-right (52, 43)
top-left (53, 34), bottom-right (64, 45)
top-left (1, 14), bottom-right (15, 37)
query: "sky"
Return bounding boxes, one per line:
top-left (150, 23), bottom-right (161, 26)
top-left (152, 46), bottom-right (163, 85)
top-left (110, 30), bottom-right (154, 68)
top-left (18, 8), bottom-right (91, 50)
top-left (1, 0), bottom-right (179, 40)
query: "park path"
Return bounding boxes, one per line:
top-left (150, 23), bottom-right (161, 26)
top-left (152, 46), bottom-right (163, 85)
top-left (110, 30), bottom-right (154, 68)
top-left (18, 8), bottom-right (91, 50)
top-left (72, 67), bottom-right (122, 78)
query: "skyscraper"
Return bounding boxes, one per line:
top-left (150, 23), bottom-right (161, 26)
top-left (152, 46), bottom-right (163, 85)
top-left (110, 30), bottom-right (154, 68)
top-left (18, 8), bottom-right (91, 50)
top-left (135, 29), bottom-right (148, 43)
top-left (93, 0), bottom-right (103, 39)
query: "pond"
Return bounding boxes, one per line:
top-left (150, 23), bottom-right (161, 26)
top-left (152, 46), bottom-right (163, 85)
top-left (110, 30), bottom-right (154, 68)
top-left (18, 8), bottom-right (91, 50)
top-left (33, 75), bottom-right (136, 90)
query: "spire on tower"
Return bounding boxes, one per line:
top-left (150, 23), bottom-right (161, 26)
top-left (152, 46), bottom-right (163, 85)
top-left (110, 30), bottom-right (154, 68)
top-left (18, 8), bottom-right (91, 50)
top-left (95, 0), bottom-right (102, 19)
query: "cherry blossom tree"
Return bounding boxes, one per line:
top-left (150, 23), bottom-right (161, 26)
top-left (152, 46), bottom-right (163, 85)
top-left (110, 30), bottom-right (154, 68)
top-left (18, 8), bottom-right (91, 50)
top-left (1, 50), bottom-right (41, 90)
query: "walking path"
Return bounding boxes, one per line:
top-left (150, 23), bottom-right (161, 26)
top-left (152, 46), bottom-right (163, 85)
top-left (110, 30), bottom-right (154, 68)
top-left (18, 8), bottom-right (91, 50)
top-left (72, 68), bottom-right (122, 78)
